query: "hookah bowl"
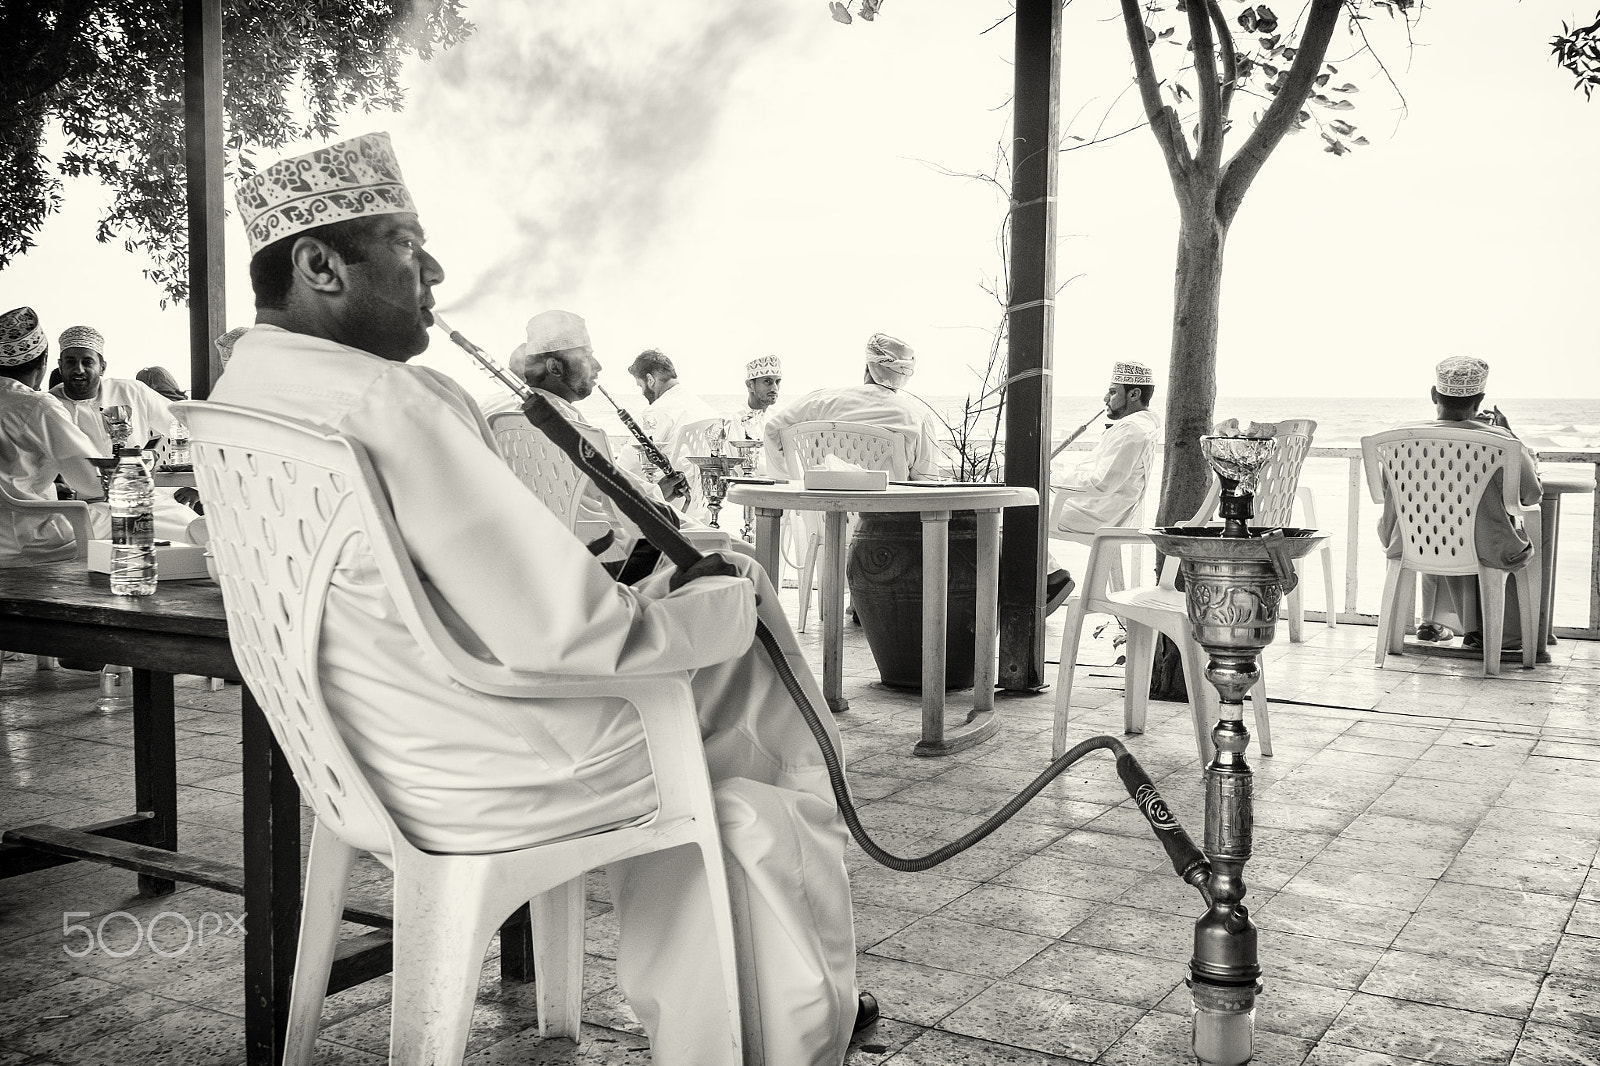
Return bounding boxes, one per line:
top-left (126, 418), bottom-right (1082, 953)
top-left (101, 404), bottom-right (133, 452)
top-left (685, 455), bottom-right (744, 529)
top-left (1144, 434), bottom-right (1326, 1066)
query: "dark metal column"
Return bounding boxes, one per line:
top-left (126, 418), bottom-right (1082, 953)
top-left (998, 0), bottom-right (1063, 691)
top-left (183, 0), bottom-right (226, 399)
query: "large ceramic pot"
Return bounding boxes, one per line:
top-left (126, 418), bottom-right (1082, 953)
top-left (846, 511), bottom-right (978, 691)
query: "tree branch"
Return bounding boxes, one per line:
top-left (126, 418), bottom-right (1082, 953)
top-left (1119, 0), bottom-right (1191, 188)
top-left (1217, 0), bottom-right (1344, 224)
top-left (1187, 0), bottom-right (1226, 171)
top-left (1207, 0), bottom-right (1239, 119)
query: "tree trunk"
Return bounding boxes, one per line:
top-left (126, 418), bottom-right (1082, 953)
top-left (1150, 197), bottom-right (1229, 702)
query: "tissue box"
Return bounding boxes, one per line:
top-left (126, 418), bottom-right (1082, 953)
top-left (87, 540), bottom-right (211, 581)
top-left (803, 468), bottom-right (889, 492)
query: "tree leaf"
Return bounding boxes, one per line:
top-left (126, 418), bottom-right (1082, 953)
top-left (1238, 8), bottom-right (1259, 33)
top-left (1335, 82), bottom-right (1361, 92)
top-left (1145, 24), bottom-right (1157, 45)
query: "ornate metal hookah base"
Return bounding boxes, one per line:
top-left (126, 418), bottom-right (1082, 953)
top-left (1145, 434), bottom-right (1327, 1065)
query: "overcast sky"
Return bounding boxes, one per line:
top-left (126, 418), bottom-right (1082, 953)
top-left (3, 0), bottom-right (1596, 400)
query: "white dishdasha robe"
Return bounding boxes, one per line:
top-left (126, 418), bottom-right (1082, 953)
top-left (211, 325), bottom-right (857, 1065)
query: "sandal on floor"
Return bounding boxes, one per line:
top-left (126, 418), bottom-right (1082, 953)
top-left (1463, 632), bottom-right (1521, 654)
top-left (1415, 623), bottom-right (1455, 643)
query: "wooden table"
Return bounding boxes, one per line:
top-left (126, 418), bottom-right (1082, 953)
top-left (1537, 471), bottom-right (1596, 663)
top-left (0, 563), bottom-right (414, 1065)
top-left (726, 482), bottom-right (1038, 756)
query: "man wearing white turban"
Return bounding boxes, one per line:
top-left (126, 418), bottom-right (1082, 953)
top-left (50, 325), bottom-right (180, 460)
top-left (1376, 357), bottom-right (1541, 650)
top-left (211, 133), bottom-right (868, 1065)
top-left (735, 354), bottom-right (783, 468)
top-left (762, 333), bottom-right (952, 479)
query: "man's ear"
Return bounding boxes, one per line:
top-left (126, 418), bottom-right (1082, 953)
top-left (290, 236), bottom-right (346, 294)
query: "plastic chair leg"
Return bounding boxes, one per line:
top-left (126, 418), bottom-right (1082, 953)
top-left (390, 871), bottom-right (499, 1066)
top-left (1122, 623), bottom-right (1157, 737)
top-left (1287, 582), bottom-right (1305, 644)
top-left (1516, 566), bottom-right (1538, 670)
top-left (284, 822), bottom-right (358, 1066)
top-left (1050, 597), bottom-right (1092, 759)
top-left (1250, 664), bottom-right (1272, 758)
top-left (1178, 644), bottom-right (1215, 765)
top-left (796, 535), bottom-right (820, 633)
top-left (1375, 561), bottom-right (1407, 667)
top-left (1479, 570), bottom-right (1507, 678)
top-left (1318, 544), bottom-right (1337, 628)
top-left (530, 878), bottom-right (586, 1039)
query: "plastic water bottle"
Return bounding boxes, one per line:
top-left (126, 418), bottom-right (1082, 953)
top-left (165, 417), bottom-right (190, 468)
top-left (109, 447), bottom-right (157, 595)
top-left (97, 664), bottom-right (133, 712)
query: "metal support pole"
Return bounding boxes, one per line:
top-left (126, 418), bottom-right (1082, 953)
top-left (183, 0), bottom-right (226, 399)
top-left (998, 0), bottom-right (1063, 692)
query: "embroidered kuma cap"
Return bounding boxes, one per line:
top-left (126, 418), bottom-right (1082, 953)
top-left (1435, 356), bottom-right (1489, 397)
top-left (59, 325), bottom-right (105, 355)
top-left (865, 333), bottom-right (914, 388)
top-left (745, 355), bottom-right (782, 380)
top-left (0, 307), bottom-right (48, 367)
top-left (235, 132), bottom-right (418, 257)
top-left (524, 310), bottom-right (591, 356)
top-left (1110, 361), bottom-right (1153, 386)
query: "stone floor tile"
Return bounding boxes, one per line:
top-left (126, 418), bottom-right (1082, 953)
top-left (938, 981), bottom-right (1145, 1061)
top-left (1323, 992), bottom-right (1523, 1066)
top-left (1060, 903), bottom-right (1194, 963)
top-left (852, 955), bottom-right (992, 1028)
top-left (1302, 1043), bottom-right (1433, 1065)
top-left (990, 854), bottom-right (1147, 903)
top-left (1551, 932), bottom-right (1600, 975)
top-left (846, 864), bottom-right (982, 912)
top-left (460, 1022), bottom-right (651, 1064)
top-left (879, 1026), bottom-right (1091, 1064)
top-left (1443, 852), bottom-right (1591, 899)
top-left (1252, 978), bottom-right (1357, 1041)
top-left (1416, 881), bottom-right (1575, 935)
top-left (1036, 828), bottom-right (1175, 871)
top-left (1262, 931), bottom-right (1387, 991)
top-left (1569, 901), bottom-right (1600, 938)
top-left (851, 901), bottom-right (924, 950)
top-left (43, 1001), bottom-right (246, 1066)
top-left (1277, 862), bottom-right (1436, 913)
top-left (1392, 909), bottom-right (1563, 972)
top-left (1531, 973), bottom-right (1600, 1031)
top-left (868, 915), bottom-right (1052, 979)
top-left (1009, 940), bottom-right (1184, 1008)
top-left (1359, 948), bottom-right (1544, 1019)
top-left (1312, 837), bottom-right (1458, 880)
top-left (932, 883), bottom-right (1098, 939)
top-left (1256, 892), bottom-right (1412, 950)
top-left (1509, 1020), bottom-right (1600, 1065)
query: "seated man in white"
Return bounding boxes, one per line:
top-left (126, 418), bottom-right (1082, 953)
top-left (51, 325), bottom-right (178, 457)
top-left (0, 307), bottom-right (199, 565)
top-left (734, 354), bottom-right (782, 473)
top-left (762, 332), bottom-right (952, 480)
top-left (1046, 360), bottom-right (1161, 612)
top-left (214, 133), bottom-right (870, 1064)
top-left (1377, 356), bottom-right (1541, 650)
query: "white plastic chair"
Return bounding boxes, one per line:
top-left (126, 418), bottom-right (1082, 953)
top-left (0, 479), bottom-right (93, 567)
top-left (488, 410), bottom-right (620, 556)
top-left (180, 401), bottom-right (750, 1066)
top-left (778, 421), bottom-right (910, 632)
top-left (1051, 527), bottom-right (1271, 767)
top-left (1361, 426), bottom-right (1540, 676)
top-left (1184, 419), bottom-right (1335, 641)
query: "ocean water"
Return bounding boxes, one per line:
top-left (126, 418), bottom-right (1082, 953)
top-left (594, 391), bottom-right (1600, 631)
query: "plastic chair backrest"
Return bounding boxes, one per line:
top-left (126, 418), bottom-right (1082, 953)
top-left (1360, 425), bottom-right (1529, 577)
top-left (1186, 418), bottom-right (1318, 528)
top-left (0, 478), bottom-right (93, 565)
top-left (781, 420), bottom-right (911, 480)
top-left (179, 401), bottom-right (402, 857)
top-left (487, 410), bottom-right (591, 532)
top-left (675, 417), bottom-right (726, 465)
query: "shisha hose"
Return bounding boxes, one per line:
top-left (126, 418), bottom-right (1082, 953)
top-left (1049, 406), bottom-right (1107, 459)
top-left (440, 319), bottom-right (1212, 898)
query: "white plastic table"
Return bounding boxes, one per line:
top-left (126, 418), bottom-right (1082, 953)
top-left (1538, 470), bottom-right (1596, 663)
top-left (725, 482), bottom-right (1038, 756)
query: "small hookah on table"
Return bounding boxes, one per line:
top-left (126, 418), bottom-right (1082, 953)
top-left (440, 314), bottom-right (1324, 1066)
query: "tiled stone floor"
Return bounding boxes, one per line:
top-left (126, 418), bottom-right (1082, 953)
top-left (3, 600), bottom-right (1600, 1065)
